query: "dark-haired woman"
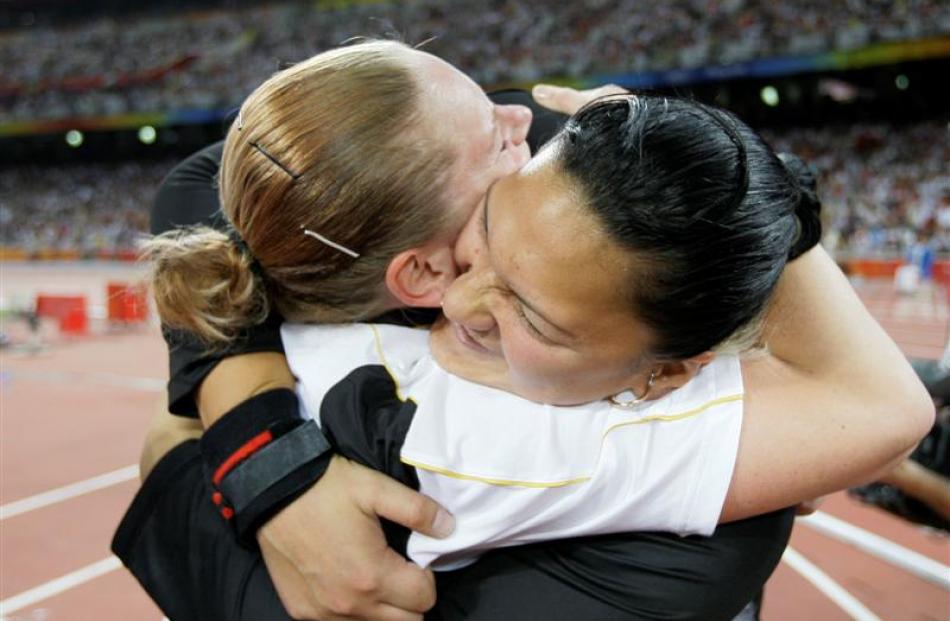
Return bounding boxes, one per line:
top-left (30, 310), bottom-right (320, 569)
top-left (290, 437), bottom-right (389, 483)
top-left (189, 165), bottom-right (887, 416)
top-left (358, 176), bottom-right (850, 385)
top-left (117, 89), bottom-right (932, 620)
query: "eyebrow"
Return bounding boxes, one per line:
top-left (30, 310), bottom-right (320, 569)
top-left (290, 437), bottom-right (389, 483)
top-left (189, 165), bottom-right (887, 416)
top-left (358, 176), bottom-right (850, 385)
top-left (483, 185), bottom-right (576, 340)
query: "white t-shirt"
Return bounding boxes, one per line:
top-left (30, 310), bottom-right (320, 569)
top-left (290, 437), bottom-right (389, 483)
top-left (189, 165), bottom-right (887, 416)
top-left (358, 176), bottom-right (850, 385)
top-left (282, 323), bottom-right (744, 570)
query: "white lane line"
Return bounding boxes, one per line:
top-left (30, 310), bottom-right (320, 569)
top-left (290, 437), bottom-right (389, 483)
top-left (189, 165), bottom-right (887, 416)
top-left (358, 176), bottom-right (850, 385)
top-left (0, 556), bottom-right (122, 615)
top-left (6, 369), bottom-right (164, 393)
top-left (0, 465), bottom-right (139, 521)
top-left (782, 547), bottom-right (882, 621)
top-left (799, 510), bottom-right (950, 589)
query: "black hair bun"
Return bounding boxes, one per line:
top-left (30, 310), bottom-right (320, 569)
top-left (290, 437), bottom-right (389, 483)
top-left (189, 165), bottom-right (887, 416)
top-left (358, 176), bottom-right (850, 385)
top-left (778, 152), bottom-right (822, 260)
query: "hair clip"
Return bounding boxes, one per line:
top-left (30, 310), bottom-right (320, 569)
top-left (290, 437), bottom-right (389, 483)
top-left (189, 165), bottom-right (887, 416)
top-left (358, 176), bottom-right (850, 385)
top-left (250, 141), bottom-right (301, 180)
top-left (302, 227), bottom-right (360, 259)
top-left (236, 111), bottom-right (244, 131)
top-left (226, 226), bottom-right (264, 277)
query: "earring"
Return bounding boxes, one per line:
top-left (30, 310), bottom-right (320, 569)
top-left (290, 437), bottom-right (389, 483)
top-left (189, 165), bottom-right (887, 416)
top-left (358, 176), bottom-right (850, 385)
top-left (607, 370), bottom-right (657, 409)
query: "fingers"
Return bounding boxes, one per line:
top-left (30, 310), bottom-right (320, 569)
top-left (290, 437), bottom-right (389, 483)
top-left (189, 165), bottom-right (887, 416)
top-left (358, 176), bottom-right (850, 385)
top-left (374, 548), bottom-right (437, 612)
top-left (532, 83), bottom-right (629, 116)
top-left (257, 461), bottom-right (441, 621)
top-left (369, 603), bottom-right (427, 621)
top-left (531, 84), bottom-right (583, 115)
top-left (263, 530), bottom-right (432, 621)
top-left (361, 467), bottom-right (455, 538)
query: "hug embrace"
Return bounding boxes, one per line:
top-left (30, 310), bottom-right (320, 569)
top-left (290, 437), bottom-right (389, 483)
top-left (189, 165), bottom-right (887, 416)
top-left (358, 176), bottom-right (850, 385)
top-left (113, 40), bottom-right (933, 621)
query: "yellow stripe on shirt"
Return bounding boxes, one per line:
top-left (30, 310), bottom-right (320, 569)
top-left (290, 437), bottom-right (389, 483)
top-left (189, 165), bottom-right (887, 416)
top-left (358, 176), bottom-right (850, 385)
top-left (401, 456), bottom-right (593, 488)
top-left (403, 393), bottom-right (744, 487)
top-left (602, 393), bottom-right (744, 439)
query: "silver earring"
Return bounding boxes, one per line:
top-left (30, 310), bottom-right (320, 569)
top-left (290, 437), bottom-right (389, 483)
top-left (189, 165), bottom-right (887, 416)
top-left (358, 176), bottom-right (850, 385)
top-left (607, 370), bottom-right (656, 409)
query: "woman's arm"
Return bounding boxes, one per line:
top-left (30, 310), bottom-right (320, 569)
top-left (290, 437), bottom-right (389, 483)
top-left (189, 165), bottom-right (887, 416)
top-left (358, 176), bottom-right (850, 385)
top-left (879, 458), bottom-right (950, 520)
top-left (197, 352), bottom-right (295, 426)
top-left (194, 353), bottom-right (452, 621)
top-left (140, 402), bottom-right (202, 480)
top-left (722, 246), bottom-right (934, 521)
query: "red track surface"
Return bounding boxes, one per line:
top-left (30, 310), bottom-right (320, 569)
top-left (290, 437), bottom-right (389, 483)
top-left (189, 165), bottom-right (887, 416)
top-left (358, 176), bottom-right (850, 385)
top-left (1, 265), bottom-right (948, 620)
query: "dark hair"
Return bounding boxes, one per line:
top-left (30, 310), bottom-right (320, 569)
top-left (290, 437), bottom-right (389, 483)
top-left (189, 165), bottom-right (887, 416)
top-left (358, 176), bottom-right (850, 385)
top-left (558, 95), bottom-right (821, 360)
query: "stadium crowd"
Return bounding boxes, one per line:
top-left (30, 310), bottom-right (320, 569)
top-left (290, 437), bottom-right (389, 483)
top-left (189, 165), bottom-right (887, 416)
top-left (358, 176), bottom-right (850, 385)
top-left (0, 161), bottom-right (160, 256)
top-left (2, 0), bottom-right (949, 122)
top-left (764, 121), bottom-right (950, 258)
top-left (2, 120), bottom-right (948, 258)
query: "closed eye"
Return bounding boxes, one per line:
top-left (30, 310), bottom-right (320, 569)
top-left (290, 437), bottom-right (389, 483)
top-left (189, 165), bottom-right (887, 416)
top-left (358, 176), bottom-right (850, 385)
top-left (514, 301), bottom-right (559, 345)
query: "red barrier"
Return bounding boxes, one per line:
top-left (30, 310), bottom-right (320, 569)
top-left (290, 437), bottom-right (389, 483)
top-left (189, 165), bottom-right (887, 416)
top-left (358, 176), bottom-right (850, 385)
top-left (846, 259), bottom-right (950, 282)
top-left (60, 307), bottom-right (89, 334)
top-left (35, 294), bottom-right (88, 335)
top-left (932, 262), bottom-right (950, 285)
top-left (847, 258), bottom-right (903, 278)
top-left (107, 282), bottom-right (149, 323)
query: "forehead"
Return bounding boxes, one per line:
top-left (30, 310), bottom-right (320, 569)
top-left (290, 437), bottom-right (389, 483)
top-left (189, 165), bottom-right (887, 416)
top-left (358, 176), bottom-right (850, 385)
top-left (412, 51), bottom-right (493, 129)
top-left (409, 50), bottom-right (500, 211)
top-left (490, 155), bottom-right (644, 339)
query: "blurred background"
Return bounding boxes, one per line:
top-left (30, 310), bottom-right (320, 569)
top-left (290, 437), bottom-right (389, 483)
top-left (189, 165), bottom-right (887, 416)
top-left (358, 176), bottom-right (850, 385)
top-left (1, 0), bottom-right (949, 263)
top-left (0, 1), bottom-right (947, 620)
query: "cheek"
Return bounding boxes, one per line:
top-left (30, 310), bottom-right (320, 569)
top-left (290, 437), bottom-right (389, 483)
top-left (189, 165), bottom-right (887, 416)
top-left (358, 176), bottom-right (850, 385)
top-left (500, 327), bottom-right (643, 405)
top-left (497, 320), bottom-right (575, 394)
top-left (452, 211), bottom-right (485, 268)
top-left (440, 271), bottom-right (475, 320)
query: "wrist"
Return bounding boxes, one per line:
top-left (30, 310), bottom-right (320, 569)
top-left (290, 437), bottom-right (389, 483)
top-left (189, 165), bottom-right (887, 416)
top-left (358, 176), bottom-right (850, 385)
top-left (201, 388), bottom-right (333, 544)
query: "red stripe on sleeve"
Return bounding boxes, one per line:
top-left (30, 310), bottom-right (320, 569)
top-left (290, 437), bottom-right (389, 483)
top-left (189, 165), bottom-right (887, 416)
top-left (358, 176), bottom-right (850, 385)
top-left (212, 430), bottom-right (274, 486)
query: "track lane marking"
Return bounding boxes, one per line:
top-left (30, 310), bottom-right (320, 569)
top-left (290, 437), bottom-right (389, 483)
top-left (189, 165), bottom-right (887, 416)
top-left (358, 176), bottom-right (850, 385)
top-left (0, 556), bottom-right (122, 615)
top-left (3, 369), bottom-right (164, 392)
top-left (799, 510), bottom-right (950, 588)
top-left (0, 465), bottom-right (139, 520)
top-left (782, 547), bottom-right (883, 621)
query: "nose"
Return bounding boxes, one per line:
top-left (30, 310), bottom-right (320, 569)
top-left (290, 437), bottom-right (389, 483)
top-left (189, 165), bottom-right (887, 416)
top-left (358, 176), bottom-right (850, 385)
top-left (442, 268), bottom-right (498, 335)
top-left (498, 104), bottom-right (532, 148)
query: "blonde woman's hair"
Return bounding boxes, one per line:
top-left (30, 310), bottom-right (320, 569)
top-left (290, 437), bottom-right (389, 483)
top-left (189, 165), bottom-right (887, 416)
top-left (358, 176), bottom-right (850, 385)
top-left (145, 40), bottom-right (453, 344)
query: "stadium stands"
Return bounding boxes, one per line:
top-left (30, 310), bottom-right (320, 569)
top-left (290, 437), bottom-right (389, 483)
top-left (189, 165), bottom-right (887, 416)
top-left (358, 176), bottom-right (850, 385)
top-left (1, 161), bottom-right (158, 258)
top-left (2, 120), bottom-right (947, 259)
top-left (1, 1), bottom-right (946, 259)
top-left (2, 0), bottom-right (949, 122)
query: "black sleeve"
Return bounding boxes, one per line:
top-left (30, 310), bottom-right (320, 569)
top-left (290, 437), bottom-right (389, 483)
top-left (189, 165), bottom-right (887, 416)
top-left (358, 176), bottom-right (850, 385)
top-left (115, 438), bottom-right (792, 621)
top-left (150, 141), bottom-right (285, 416)
top-left (431, 509), bottom-right (794, 621)
top-left (151, 141), bottom-right (224, 234)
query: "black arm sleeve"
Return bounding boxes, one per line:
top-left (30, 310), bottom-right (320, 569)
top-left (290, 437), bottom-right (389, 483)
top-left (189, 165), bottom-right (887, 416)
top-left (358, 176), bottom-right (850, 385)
top-left (151, 141), bottom-right (224, 235)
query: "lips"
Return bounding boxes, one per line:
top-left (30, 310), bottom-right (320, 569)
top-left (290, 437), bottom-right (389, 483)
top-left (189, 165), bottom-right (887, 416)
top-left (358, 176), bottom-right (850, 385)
top-left (452, 321), bottom-right (494, 355)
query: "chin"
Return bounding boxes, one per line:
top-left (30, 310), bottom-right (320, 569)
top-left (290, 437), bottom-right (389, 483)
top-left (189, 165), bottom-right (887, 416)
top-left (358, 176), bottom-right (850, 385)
top-left (429, 316), bottom-right (514, 393)
top-left (507, 373), bottom-right (613, 407)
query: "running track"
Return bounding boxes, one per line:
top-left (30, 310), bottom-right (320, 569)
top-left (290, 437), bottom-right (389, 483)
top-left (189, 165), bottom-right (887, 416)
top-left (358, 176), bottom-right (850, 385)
top-left (1, 264), bottom-right (947, 620)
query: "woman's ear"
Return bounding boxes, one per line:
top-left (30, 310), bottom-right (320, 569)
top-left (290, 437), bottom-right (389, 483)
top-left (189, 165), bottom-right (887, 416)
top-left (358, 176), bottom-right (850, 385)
top-left (385, 244), bottom-right (458, 308)
top-left (649, 351), bottom-right (716, 398)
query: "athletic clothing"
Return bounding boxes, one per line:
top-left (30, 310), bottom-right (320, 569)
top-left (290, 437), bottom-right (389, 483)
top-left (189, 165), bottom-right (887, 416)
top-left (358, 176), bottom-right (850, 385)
top-left (283, 322), bottom-right (744, 570)
top-left (115, 439), bottom-right (793, 621)
top-left (116, 90), bottom-right (793, 620)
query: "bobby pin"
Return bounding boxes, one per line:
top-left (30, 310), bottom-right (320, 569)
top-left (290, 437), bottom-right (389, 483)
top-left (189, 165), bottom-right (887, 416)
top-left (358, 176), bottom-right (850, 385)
top-left (302, 227), bottom-right (360, 259)
top-left (249, 141), bottom-right (302, 180)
